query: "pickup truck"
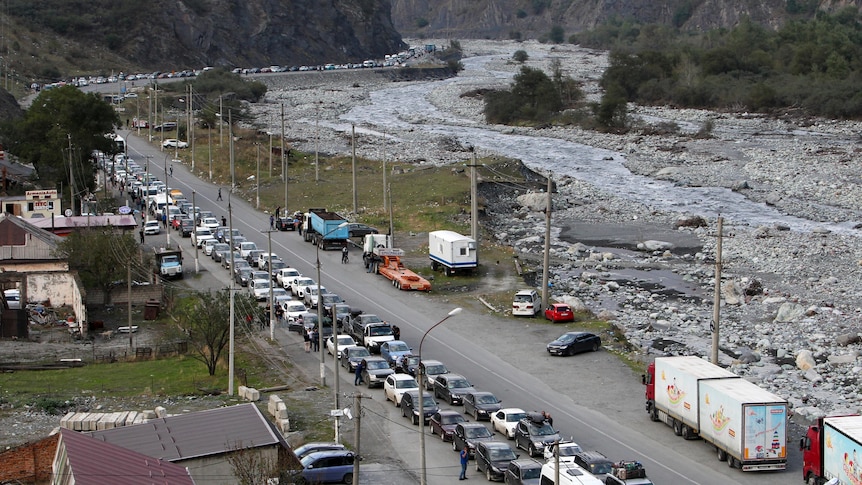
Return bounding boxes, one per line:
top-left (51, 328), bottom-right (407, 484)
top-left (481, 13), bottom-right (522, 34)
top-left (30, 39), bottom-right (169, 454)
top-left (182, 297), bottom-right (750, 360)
top-left (348, 313), bottom-right (394, 353)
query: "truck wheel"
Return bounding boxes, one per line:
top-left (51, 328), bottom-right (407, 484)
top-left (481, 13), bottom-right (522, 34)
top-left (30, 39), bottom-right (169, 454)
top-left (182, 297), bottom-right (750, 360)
top-left (649, 405), bottom-right (659, 422)
top-left (672, 419), bottom-right (682, 436)
top-left (431, 261), bottom-right (439, 271)
top-left (717, 448), bottom-right (727, 462)
top-left (529, 444), bottom-right (537, 457)
top-left (681, 425), bottom-right (693, 440)
top-left (727, 456), bottom-right (738, 468)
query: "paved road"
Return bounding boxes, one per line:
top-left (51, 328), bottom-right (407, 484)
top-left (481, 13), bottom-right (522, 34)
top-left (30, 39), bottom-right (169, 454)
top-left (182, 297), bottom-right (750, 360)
top-left (123, 127), bottom-right (795, 485)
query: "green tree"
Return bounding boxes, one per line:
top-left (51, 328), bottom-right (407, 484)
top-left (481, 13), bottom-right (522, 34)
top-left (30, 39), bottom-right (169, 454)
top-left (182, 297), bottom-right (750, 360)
top-left (513, 50), bottom-right (529, 63)
top-left (55, 228), bottom-right (141, 305)
top-left (173, 290), bottom-right (255, 376)
top-left (2, 86), bottom-right (120, 199)
top-left (548, 26), bottom-right (565, 44)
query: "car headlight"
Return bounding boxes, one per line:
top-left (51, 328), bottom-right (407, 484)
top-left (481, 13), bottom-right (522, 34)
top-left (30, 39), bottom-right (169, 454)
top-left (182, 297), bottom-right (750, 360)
top-left (533, 441), bottom-right (544, 449)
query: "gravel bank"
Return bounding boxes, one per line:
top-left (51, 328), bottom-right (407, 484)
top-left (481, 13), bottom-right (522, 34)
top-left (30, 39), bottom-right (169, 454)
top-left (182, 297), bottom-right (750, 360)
top-left (251, 39), bottom-right (862, 420)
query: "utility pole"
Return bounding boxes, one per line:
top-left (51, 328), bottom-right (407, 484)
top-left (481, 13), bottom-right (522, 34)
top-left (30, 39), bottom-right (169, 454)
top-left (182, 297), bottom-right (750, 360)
top-left (164, 155), bottom-right (170, 248)
top-left (189, 84), bottom-right (195, 171)
top-left (268, 130), bottom-right (273, 177)
top-left (541, 173), bottom-right (552, 310)
top-left (229, 110), bottom-right (235, 189)
top-left (315, 103), bottom-right (320, 183)
top-left (127, 261), bottom-right (132, 349)
top-left (228, 195), bottom-right (236, 395)
top-left (256, 143), bottom-right (260, 209)
top-left (281, 104), bottom-right (287, 210)
top-left (192, 191), bottom-right (199, 273)
top-left (351, 124), bottom-right (357, 214)
top-left (208, 126), bottom-right (213, 180)
top-left (267, 229), bottom-right (274, 341)
top-left (219, 95), bottom-right (223, 147)
top-left (382, 128), bottom-right (387, 211)
top-left (467, 152), bottom-right (479, 242)
top-left (712, 216), bottom-right (724, 365)
top-left (352, 393), bottom-right (363, 485)
top-left (67, 134), bottom-right (75, 216)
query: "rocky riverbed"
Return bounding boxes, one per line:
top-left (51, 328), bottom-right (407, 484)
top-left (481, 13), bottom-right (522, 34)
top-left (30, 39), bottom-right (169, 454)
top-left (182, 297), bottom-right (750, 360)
top-left (253, 39), bottom-right (862, 421)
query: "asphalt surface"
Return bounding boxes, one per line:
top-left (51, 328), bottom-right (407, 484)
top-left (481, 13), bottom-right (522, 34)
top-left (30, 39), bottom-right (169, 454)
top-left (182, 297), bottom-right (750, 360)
top-left (124, 126), bottom-right (794, 485)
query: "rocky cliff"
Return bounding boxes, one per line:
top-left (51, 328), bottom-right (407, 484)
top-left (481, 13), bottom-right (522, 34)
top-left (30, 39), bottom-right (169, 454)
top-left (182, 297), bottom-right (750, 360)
top-left (9, 0), bottom-right (405, 72)
top-left (390, 0), bottom-right (862, 40)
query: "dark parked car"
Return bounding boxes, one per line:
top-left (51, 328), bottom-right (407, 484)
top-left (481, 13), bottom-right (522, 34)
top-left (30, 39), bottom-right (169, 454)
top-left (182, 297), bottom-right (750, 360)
top-left (276, 216), bottom-right (298, 231)
top-left (475, 441), bottom-right (519, 482)
top-left (514, 412), bottom-right (561, 458)
top-left (464, 391), bottom-right (502, 421)
top-left (429, 410), bottom-right (466, 442)
top-left (396, 355), bottom-right (421, 375)
top-left (433, 374), bottom-right (476, 405)
top-left (573, 450), bottom-right (615, 481)
top-left (235, 267), bottom-right (253, 287)
top-left (399, 390), bottom-right (439, 425)
top-left (452, 422), bottom-right (494, 458)
top-left (346, 222), bottom-right (379, 238)
top-left (180, 219), bottom-right (195, 237)
top-left (287, 449), bottom-right (354, 484)
top-left (341, 345), bottom-right (371, 372)
top-left (360, 357), bottom-right (394, 388)
top-left (504, 458), bottom-right (543, 485)
top-left (546, 331), bottom-right (602, 356)
top-left (246, 249), bottom-right (265, 267)
top-left (211, 243), bottom-right (231, 262)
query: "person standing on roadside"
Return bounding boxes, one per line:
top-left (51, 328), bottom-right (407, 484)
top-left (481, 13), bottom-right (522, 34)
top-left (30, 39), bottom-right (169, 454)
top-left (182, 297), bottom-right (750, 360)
top-left (269, 214), bottom-right (275, 230)
top-left (459, 447), bottom-right (469, 480)
top-left (341, 245), bottom-right (349, 263)
top-left (354, 360), bottom-right (364, 385)
top-left (139, 227), bottom-right (145, 244)
top-left (303, 327), bottom-right (311, 353)
top-left (311, 328), bottom-right (320, 352)
top-left (217, 187), bottom-right (223, 200)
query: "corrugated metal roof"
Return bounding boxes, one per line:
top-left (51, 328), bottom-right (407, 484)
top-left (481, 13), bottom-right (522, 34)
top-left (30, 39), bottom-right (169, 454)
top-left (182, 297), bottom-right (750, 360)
top-left (87, 404), bottom-right (285, 462)
top-left (57, 428), bottom-right (195, 485)
top-left (0, 214), bottom-right (62, 248)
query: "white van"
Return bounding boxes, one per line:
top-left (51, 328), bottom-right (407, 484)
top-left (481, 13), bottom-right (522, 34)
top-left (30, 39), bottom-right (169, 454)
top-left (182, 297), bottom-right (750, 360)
top-left (512, 289), bottom-right (541, 317)
top-left (4, 289), bottom-right (21, 310)
top-left (540, 461), bottom-right (604, 485)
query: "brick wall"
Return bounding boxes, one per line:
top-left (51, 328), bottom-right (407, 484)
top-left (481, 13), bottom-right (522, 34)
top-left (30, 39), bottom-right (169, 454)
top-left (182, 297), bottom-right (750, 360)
top-left (0, 434), bottom-right (59, 484)
top-left (85, 284), bottom-right (163, 306)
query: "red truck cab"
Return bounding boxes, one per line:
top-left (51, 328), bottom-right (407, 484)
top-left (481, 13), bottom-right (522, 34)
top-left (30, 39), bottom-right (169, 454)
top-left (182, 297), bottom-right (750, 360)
top-left (800, 423), bottom-right (823, 485)
top-left (642, 362), bottom-right (656, 418)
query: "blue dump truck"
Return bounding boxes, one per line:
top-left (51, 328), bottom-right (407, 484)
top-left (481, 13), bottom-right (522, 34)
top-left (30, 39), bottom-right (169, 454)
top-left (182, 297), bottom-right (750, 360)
top-left (302, 208), bottom-right (349, 250)
top-left (154, 248), bottom-right (183, 280)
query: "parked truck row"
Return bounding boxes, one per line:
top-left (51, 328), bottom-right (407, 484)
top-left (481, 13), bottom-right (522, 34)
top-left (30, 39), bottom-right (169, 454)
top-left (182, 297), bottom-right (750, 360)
top-left (644, 356), bottom-right (788, 471)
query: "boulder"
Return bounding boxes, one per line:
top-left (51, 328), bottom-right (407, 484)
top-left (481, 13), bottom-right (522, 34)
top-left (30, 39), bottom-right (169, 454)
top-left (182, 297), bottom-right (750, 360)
top-left (637, 240), bottom-right (675, 252)
top-left (516, 192), bottom-right (548, 212)
top-left (796, 349), bottom-right (816, 371)
top-left (722, 280), bottom-right (744, 305)
top-left (804, 369), bottom-right (823, 384)
top-left (675, 215), bottom-right (707, 228)
top-left (827, 352), bottom-right (858, 365)
top-left (836, 334), bottom-right (862, 346)
top-left (560, 295), bottom-right (589, 313)
top-left (775, 302), bottom-right (805, 323)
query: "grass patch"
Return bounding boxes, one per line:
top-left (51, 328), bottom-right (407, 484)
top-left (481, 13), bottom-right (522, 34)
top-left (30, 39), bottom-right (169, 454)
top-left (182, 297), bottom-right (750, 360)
top-left (0, 350), bottom-right (269, 407)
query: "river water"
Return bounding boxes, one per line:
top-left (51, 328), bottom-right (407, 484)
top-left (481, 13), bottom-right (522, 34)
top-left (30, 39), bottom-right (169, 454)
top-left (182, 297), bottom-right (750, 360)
top-left (321, 55), bottom-right (858, 236)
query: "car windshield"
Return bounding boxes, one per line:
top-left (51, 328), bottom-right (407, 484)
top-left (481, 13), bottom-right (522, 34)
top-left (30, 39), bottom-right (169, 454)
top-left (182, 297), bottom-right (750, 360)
top-left (369, 326), bottom-right (392, 336)
top-left (448, 378), bottom-right (470, 389)
top-left (366, 361), bottom-right (389, 370)
top-left (389, 342), bottom-right (409, 352)
top-left (521, 467), bottom-right (541, 479)
top-left (395, 378), bottom-right (417, 389)
top-left (362, 315), bottom-right (383, 324)
top-left (425, 365), bottom-right (446, 375)
top-left (288, 304), bottom-right (306, 311)
top-left (507, 412), bottom-right (526, 422)
top-left (405, 357), bottom-right (420, 366)
top-left (590, 462), bottom-right (614, 475)
top-left (557, 334), bottom-right (576, 344)
top-left (531, 423), bottom-right (557, 436)
top-left (476, 394), bottom-right (498, 404)
top-left (558, 445), bottom-right (580, 456)
top-left (442, 414), bottom-right (465, 425)
top-left (349, 348), bottom-right (370, 358)
top-left (488, 448), bottom-right (517, 461)
top-left (337, 337), bottom-right (353, 346)
top-left (421, 396), bottom-right (436, 407)
top-left (465, 426), bottom-right (492, 439)
top-left (555, 305), bottom-right (571, 312)
top-left (514, 294), bottom-right (533, 302)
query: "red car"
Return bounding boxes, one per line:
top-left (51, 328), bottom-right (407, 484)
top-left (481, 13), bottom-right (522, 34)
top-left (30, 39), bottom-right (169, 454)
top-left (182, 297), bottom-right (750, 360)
top-left (429, 410), bottom-right (466, 442)
top-left (544, 303), bottom-right (574, 323)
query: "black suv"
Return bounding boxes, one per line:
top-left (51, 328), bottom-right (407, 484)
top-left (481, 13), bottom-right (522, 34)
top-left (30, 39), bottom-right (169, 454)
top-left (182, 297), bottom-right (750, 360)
top-left (573, 450), bottom-right (615, 481)
top-left (514, 412), bottom-right (561, 457)
top-left (400, 390), bottom-right (439, 425)
top-left (433, 374), bottom-right (476, 405)
top-left (452, 422), bottom-right (494, 458)
top-left (475, 440), bottom-right (518, 482)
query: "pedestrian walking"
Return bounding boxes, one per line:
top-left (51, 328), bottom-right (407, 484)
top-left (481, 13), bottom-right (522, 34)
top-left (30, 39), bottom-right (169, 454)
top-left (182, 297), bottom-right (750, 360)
top-left (217, 187), bottom-right (223, 200)
top-left (303, 328), bottom-right (311, 352)
top-left (354, 360), bottom-right (364, 385)
top-left (269, 214), bottom-right (275, 230)
top-left (139, 227), bottom-right (145, 244)
top-left (392, 324), bottom-right (401, 341)
top-left (341, 245), bottom-right (349, 264)
top-left (169, 164), bottom-right (173, 177)
top-left (221, 216), bottom-right (227, 227)
top-left (459, 447), bottom-right (469, 480)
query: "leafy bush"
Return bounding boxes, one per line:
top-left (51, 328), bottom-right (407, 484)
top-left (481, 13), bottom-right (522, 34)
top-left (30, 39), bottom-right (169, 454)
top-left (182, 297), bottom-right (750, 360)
top-left (484, 66), bottom-right (561, 124)
top-left (416, 17), bottom-right (429, 28)
top-left (516, 9), bottom-right (527, 19)
top-left (548, 26), bottom-right (565, 44)
top-left (32, 397), bottom-right (69, 415)
top-left (513, 50), bottom-right (529, 63)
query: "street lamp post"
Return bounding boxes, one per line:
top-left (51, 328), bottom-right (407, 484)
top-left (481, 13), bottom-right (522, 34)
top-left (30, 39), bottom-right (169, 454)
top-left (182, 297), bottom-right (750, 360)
top-left (315, 222), bottom-right (349, 442)
top-left (418, 307), bottom-right (463, 485)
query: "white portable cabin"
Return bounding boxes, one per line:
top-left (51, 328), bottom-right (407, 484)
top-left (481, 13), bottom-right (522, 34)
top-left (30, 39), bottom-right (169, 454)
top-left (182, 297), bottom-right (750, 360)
top-left (428, 230), bottom-right (477, 275)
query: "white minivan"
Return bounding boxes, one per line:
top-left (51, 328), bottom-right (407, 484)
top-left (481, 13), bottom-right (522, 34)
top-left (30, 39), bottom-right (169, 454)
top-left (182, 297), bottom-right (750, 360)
top-left (512, 289), bottom-right (541, 317)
